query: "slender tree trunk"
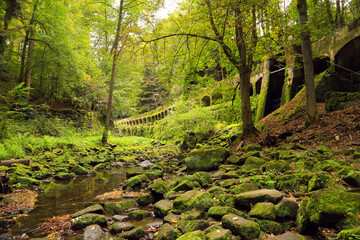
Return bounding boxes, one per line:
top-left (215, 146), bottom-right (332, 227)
top-left (18, 31), bottom-right (29, 83)
top-left (255, 58), bottom-right (270, 123)
top-left (297, 0), bottom-right (319, 125)
top-left (240, 68), bottom-right (257, 135)
top-left (102, 0), bottom-right (124, 144)
top-left (25, 31), bottom-right (34, 99)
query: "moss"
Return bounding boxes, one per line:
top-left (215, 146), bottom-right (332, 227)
top-left (185, 147), bottom-right (230, 172)
top-left (337, 228), bottom-right (360, 240)
top-left (71, 213), bottom-right (108, 230)
top-left (54, 172), bottom-right (74, 180)
top-left (262, 160), bottom-right (291, 173)
top-left (127, 209), bottom-right (152, 220)
top-left (249, 202), bottom-right (277, 220)
top-left (149, 179), bottom-right (169, 197)
top-left (229, 183), bottom-right (259, 195)
top-left (173, 190), bottom-right (212, 211)
top-left (172, 180), bottom-right (195, 192)
top-left (72, 164), bottom-right (89, 175)
top-left (104, 200), bottom-right (136, 214)
top-left (221, 214), bottom-right (261, 239)
top-left (175, 220), bottom-right (210, 234)
top-left (176, 230), bottom-right (206, 240)
top-left (155, 223), bottom-right (179, 240)
top-left (193, 171), bottom-right (213, 187)
top-left (136, 193), bottom-right (153, 206)
top-left (253, 219), bottom-right (285, 234)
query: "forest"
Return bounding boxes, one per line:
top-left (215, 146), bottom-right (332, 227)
top-left (0, 0), bottom-right (360, 239)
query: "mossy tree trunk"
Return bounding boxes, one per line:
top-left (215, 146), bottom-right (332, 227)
top-left (255, 58), bottom-right (270, 123)
top-left (281, 46), bottom-right (295, 105)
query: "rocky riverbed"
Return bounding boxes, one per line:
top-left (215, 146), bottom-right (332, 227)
top-left (1, 144), bottom-right (360, 239)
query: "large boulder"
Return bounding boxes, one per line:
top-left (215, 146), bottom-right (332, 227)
top-left (275, 198), bottom-right (299, 219)
top-left (173, 190), bottom-right (212, 211)
top-left (154, 223), bottom-right (179, 240)
top-left (297, 190), bottom-right (360, 234)
top-left (104, 200), bottom-right (136, 214)
top-left (185, 147), bottom-right (230, 172)
top-left (234, 189), bottom-right (284, 209)
top-left (222, 214), bottom-right (260, 239)
top-left (248, 202), bottom-right (277, 220)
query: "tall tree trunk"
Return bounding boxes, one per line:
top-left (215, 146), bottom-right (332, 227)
top-left (297, 0), bottom-right (319, 125)
top-left (255, 58), bottom-right (270, 123)
top-left (25, 31), bottom-right (34, 99)
top-left (102, 0), bottom-right (124, 144)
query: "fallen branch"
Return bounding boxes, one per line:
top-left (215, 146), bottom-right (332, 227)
top-left (0, 158), bottom-right (32, 167)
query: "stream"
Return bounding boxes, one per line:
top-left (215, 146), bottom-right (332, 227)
top-left (8, 166), bottom-right (148, 238)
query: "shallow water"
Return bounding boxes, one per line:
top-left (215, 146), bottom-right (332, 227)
top-left (9, 167), bottom-right (139, 237)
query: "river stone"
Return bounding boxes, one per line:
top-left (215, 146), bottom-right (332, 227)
top-left (253, 219), bottom-right (285, 235)
top-left (229, 183), bottom-right (259, 195)
top-left (269, 232), bottom-right (306, 240)
top-left (205, 228), bottom-right (232, 240)
top-left (149, 179), bottom-right (169, 198)
top-left (208, 206), bottom-right (247, 220)
top-left (175, 219), bottom-right (210, 233)
top-left (221, 214), bottom-right (260, 239)
top-left (116, 227), bottom-right (144, 240)
top-left (208, 186), bottom-right (225, 197)
top-left (72, 204), bottom-right (104, 218)
top-left (241, 157), bottom-right (266, 174)
top-left (83, 224), bottom-right (104, 240)
top-left (185, 147), bottom-right (230, 172)
top-left (154, 200), bottom-right (173, 218)
top-left (176, 230), bottom-right (206, 240)
top-left (136, 193), bottom-right (154, 206)
top-left (249, 202), bottom-right (277, 220)
top-left (234, 189), bottom-right (285, 209)
top-left (154, 223), bottom-right (179, 240)
top-left (172, 180), bottom-right (195, 192)
top-left (297, 190), bottom-right (360, 234)
top-left (127, 209), bottom-right (152, 220)
top-left (110, 222), bottom-right (135, 234)
top-left (163, 213), bottom-right (183, 224)
top-left (104, 200), bottom-right (136, 214)
top-left (193, 171), bottom-right (213, 187)
top-left (275, 198), bottom-right (299, 219)
top-left (111, 215), bottom-right (129, 222)
top-left (71, 213), bottom-right (108, 230)
top-left (146, 221), bottom-right (163, 229)
top-left (139, 160), bottom-right (153, 168)
top-left (173, 190), bottom-right (212, 211)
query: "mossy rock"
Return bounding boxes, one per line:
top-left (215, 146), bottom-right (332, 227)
top-left (104, 200), bottom-right (136, 214)
top-left (149, 179), bottom-right (169, 197)
top-left (172, 180), bottom-right (195, 192)
top-left (221, 214), bottom-right (260, 239)
top-left (208, 206), bottom-right (247, 220)
top-left (253, 219), bottom-right (285, 235)
top-left (54, 172), bottom-right (74, 180)
top-left (229, 183), bottom-right (259, 195)
top-left (208, 186), bottom-right (225, 198)
top-left (275, 198), bottom-right (299, 219)
top-left (176, 230), bottom-right (206, 240)
top-left (245, 151), bottom-right (261, 158)
top-left (205, 228), bottom-right (232, 240)
top-left (126, 169), bottom-right (144, 179)
top-left (226, 154), bottom-right (246, 165)
top-left (193, 171), bottom-right (213, 187)
top-left (116, 227), bottom-right (144, 240)
top-left (343, 171), bottom-right (360, 188)
top-left (125, 174), bottom-right (149, 189)
top-left (71, 213), bottom-right (108, 230)
top-left (221, 171), bottom-right (239, 179)
top-left (71, 164), bottom-right (89, 175)
top-left (136, 193), bottom-right (154, 206)
top-left (268, 232), bottom-right (306, 240)
top-left (337, 228), bottom-right (360, 240)
top-left (215, 194), bottom-right (235, 208)
top-left (317, 146), bottom-right (330, 154)
top-left (163, 213), bottom-right (183, 224)
top-left (185, 147), bottom-right (230, 172)
top-left (144, 169), bottom-right (163, 180)
top-left (249, 202), bottom-right (277, 220)
top-left (262, 160), bottom-right (291, 173)
top-left (110, 222), bottom-right (135, 234)
top-left (234, 189), bottom-right (284, 210)
top-left (307, 173), bottom-right (330, 192)
top-left (154, 223), bottom-right (179, 240)
top-left (241, 157), bottom-right (265, 174)
top-left (154, 200), bottom-right (173, 218)
top-left (175, 219), bottom-right (210, 233)
top-left (297, 190), bottom-right (360, 233)
top-left (219, 179), bottom-right (239, 188)
top-left (15, 176), bottom-right (40, 187)
top-left (127, 209), bottom-right (152, 220)
top-left (173, 190), bottom-right (212, 211)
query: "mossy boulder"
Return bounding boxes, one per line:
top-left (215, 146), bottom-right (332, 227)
top-left (173, 190), bottom-right (212, 211)
top-left (229, 183), bottom-right (259, 195)
top-left (226, 154), bottom-right (246, 166)
top-left (221, 214), bottom-right (260, 239)
top-left (241, 157), bottom-right (265, 174)
top-left (275, 198), bottom-right (299, 219)
top-left (208, 206), bottom-right (246, 220)
top-left (185, 147), bottom-right (230, 172)
top-left (144, 169), bottom-right (163, 180)
top-left (104, 200), bottom-right (136, 214)
top-left (205, 228), bottom-right (232, 240)
top-left (193, 171), bottom-right (213, 187)
top-left (127, 209), bottom-right (152, 220)
top-left (54, 172), bottom-right (74, 180)
top-left (110, 222), bottom-right (135, 234)
top-left (221, 171), bottom-right (239, 179)
top-left (15, 176), bottom-right (40, 187)
top-left (149, 179), bottom-right (169, 198)
top-left (343, 171), bottom-right (360, 187)
top-left (172, 180), bottom-right (195, 192)
top-left (72, 204), bottom-right (103, 218)
top-left (176, 230), bottom-right (206, 240)
top-left (125, 174), bottom-right (149, 189)
top-left (72, 164), bottom-right (89, 175)
top-left (297, 190), bottom-right (360, 234)
top-left (249, 202), bottom-right (277, 220)
top-left (71, 213), bottom-right (108, 230)
top-left (154, 223), bottom-right (179, 240)
top-left (83, 224), bottom-right (104, 240)
top-left (244, 145), bottom-right (262, 151)
top-left (307, 173), bottom-right (329, 192)
top-left (317, 146), bottom-right (330, 154)
top-left (219, 179), bottom-right (239, 188)
top-left (116, 228), bottom-right (144, 240)
top-left (215, 194), bottom-right (235, 208)
top-left (337, 228), bottom-right (360, 240)
top-left (262, 160), bottom-right (291, 173)
top-left (136, 193), bottom-right (154, 206)
top-left (154, 200), bottom-right (173, 218)
top-left (234, 189), bottom-right (284, 209)
top-left (253, 219), bottom-right (285, 234)
top-left (175, 219), bottom-right (210, 233)
top-left (208, 186), bottom-right (225, 198)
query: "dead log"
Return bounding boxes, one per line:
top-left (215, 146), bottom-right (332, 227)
top-left (0, 158), bottom-right (32, 167)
